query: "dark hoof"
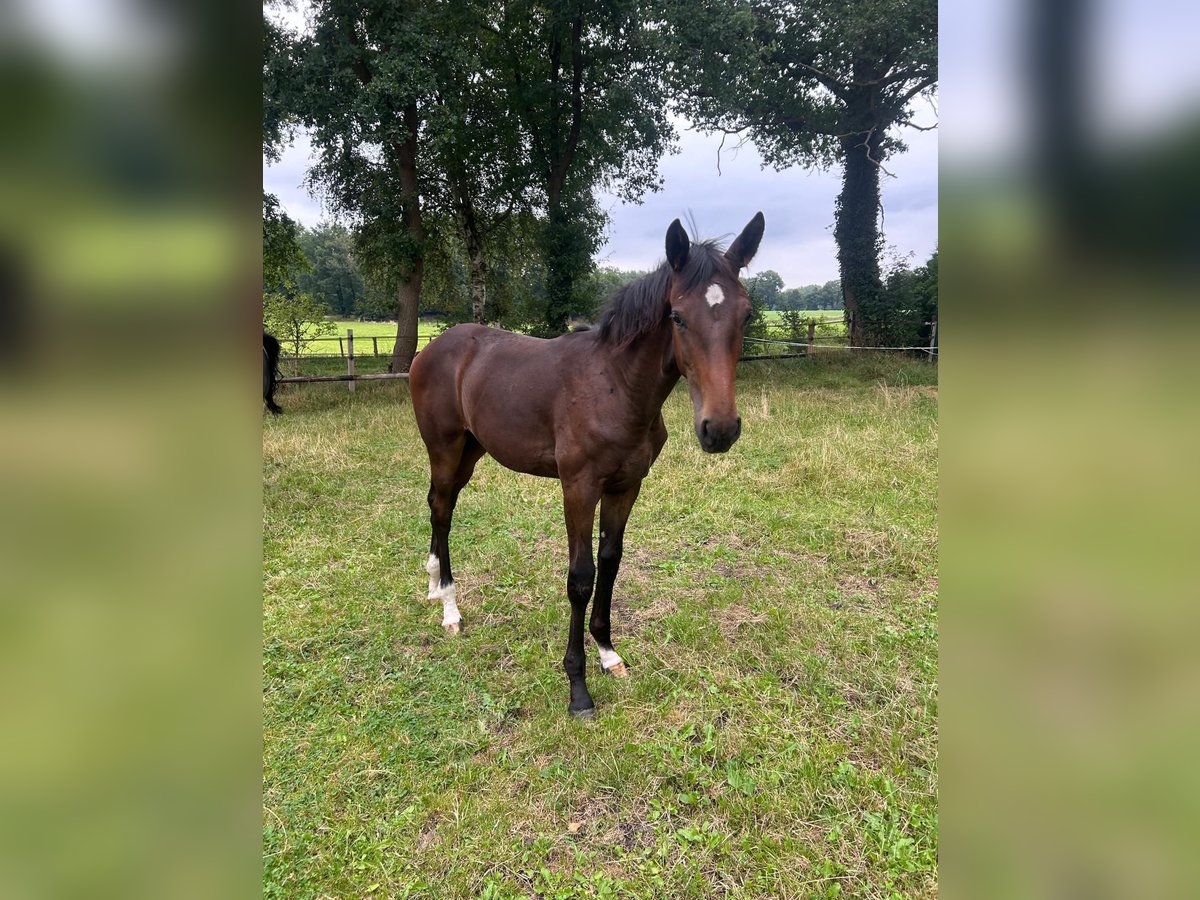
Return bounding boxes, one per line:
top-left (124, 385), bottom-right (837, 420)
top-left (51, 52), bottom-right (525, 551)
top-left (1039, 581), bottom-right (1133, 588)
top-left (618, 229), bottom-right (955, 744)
top-left (570, 706), bottom-right (596, 720)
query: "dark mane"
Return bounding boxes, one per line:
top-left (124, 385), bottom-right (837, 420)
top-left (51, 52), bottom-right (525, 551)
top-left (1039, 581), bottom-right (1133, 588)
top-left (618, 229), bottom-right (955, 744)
top-left (596, 239), bottom-right (730, 348)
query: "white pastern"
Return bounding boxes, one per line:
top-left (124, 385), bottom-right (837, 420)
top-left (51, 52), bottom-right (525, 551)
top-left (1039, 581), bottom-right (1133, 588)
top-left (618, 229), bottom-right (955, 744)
top-left (705, 283), bottom-right (725, 307)
top-left (598, 646), bottom-right (624, 670)
top-left (431, 580), bottom-right (461, 626)
top-left (426, 553), bottom-right (440, 598)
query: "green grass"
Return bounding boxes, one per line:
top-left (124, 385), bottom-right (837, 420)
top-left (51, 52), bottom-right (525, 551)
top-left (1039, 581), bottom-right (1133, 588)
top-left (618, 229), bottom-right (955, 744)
top-left (295, 313), bottom-right (846, 359)
top-left (761, 309), bottom-right (845, 322)
top-left (295, 320), bottom-right (443, 357)
top-left (263, 354), bottom-right (938, 899)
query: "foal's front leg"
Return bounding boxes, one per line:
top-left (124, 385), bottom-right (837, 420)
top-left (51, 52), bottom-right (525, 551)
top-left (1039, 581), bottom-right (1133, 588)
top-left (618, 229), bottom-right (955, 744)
top-left (591, 484), bottom-right (642, 678)
top-left (561, 479), bottom-right (600, 718)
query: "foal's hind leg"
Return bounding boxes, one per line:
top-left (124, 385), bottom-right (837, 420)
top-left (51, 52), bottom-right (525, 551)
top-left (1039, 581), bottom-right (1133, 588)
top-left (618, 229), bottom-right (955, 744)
top-left (591, 484), bottom-right (641, 678)
top-left (425, 434), bottom-right (485, 634)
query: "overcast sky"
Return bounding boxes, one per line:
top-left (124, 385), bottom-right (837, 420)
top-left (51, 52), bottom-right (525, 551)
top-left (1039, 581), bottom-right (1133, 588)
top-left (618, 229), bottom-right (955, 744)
top-left (264, 104), bottom-right (937, 290)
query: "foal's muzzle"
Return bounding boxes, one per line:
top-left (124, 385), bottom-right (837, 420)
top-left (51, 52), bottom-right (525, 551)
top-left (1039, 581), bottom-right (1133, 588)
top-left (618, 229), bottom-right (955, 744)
top-left (698, 416), bottom-right (742, 453)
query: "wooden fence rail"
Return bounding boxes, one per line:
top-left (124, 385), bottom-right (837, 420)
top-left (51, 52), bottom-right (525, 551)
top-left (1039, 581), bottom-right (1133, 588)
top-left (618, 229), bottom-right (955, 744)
top-left (275, 323), bottom-right (932, 388)
top-left (277, 373), bottom-right (409, 384)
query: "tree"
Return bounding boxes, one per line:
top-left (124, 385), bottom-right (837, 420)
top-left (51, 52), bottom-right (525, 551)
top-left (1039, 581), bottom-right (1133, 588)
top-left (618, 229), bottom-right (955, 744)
top-left (423, 210), bottom-right (549, 330)
top-left (815, 280), bottom-right (844, 310)
top-left (420, 1), bottom-right (543, 326)
top-left (873, 247), bottom-right (937, 348)
top-left (669, 0), bottom-right (936, 345)
top-left (496, 0), bottom-right (675, 333)
top-left (914, 247), bottom-right (937, 348)
top-left (262, 193), bottom-right (308, 295)
top-left (743, 270), bottom-right (784, 309)
top-left (267, 0), bottom-right (445, 372)
top-left (266, 1), bottom-right (675, 350)
top-left (295, 223), bottom-right (366, 318)
top-left (263, 291), bottom-right (337, 368)
top-left (742, 270), bottom-right (784, 337)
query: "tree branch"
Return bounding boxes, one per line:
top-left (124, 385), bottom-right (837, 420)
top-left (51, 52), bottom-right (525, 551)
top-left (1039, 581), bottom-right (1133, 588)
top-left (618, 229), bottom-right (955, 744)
top-left (344, 22), bottom-right (372, 86)
top-left (565, 13), bottom-right (584, 167)
top-left (895, 75), bottom-right (937, 109)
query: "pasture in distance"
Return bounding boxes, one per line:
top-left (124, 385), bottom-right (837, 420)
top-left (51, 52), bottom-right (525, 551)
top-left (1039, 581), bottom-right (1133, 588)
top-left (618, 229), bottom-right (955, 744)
top-left (263, 353), bottom-right (938, 898)
top-left (290, 312), bottom-right (847, 360)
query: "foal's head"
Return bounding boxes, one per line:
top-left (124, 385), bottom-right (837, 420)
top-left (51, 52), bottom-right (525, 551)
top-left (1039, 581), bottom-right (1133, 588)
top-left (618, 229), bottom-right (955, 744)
top-left (664, 213), bottom-right (765, 453)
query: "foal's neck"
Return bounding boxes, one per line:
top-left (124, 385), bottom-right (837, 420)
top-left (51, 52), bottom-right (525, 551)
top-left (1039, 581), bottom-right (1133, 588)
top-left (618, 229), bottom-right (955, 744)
top-left (614, 317), bottom-right (680, 422)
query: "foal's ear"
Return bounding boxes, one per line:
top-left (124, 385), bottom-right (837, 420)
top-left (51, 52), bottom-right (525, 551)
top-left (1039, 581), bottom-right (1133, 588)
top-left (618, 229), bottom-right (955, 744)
top-left (665, 219), bottom-right (690, 272)
top-left (725, 212), bottom-right (765, 270)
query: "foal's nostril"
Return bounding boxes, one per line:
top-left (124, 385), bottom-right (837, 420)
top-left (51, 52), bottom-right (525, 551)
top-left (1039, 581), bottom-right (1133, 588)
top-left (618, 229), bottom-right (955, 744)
top-left (701, 419), bottom-right (711, 439)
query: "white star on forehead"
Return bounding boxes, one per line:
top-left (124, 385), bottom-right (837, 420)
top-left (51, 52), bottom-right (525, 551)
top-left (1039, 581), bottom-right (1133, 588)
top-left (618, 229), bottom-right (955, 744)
top-left (705, 284), bottom-right (725, 307)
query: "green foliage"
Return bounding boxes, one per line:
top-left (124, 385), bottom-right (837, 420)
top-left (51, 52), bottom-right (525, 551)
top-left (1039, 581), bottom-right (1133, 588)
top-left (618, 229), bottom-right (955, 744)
top-left (669, 0), bottom-right (936, 167)
top-left (267, 0), bottom-right (675, 338)
top-left (262, 193), bottom-right (309, 293)
top-left (742, 271), bottom-right (786, 338)
top-left (419, 211), bottom-right (552, 332)
top-left (857, 248), bottom-right (938, 347)
top-left (536, 190), bottom-right (608, 334)
top-left (743, 270), bottom-right (784, 310)
top-left (667, 0), bottom-right (936, 344)
top-left (262, 15), bottom-right (292, 163)
top-left (778, 309), bottom-right (808, 340)
top-left (498, 0), bottom-right (676, 332)
top-left (294, 222), bottom-right (374, 318)
top-left (263, 291), bottom-right (337, 361)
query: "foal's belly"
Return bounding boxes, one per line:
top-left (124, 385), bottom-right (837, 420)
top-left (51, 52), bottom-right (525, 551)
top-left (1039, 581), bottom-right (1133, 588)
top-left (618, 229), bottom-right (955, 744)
top-left (482, 437), bottom-right (560, 479)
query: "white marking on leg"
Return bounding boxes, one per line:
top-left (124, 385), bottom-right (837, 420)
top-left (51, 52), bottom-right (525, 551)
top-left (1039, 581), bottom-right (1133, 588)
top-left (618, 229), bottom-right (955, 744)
top-left (705, 284), bottom-right (725, 307)
top-left (598, 646), bottom-right (623, 670)
top-left (431, 580), bottom-right (461, 626)
top-left (426, 553), bottom-right (440, 598)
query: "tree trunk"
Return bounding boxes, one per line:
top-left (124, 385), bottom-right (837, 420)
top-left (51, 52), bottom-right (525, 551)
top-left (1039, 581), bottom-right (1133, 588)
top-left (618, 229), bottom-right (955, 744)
top-left (834, 129), bottom-right (884, 347)
top-left (454, 184), bottom-right (489, 325)
top-left (393, 268), bottom-right (422, 370)
top-left (389, 103), bottom-right (425, 373)
top-left (540, 13), bottom-right (585, 336)
top-left (466, 238), bottom-right (488, 324)
top-left (541, 185), bottom-right (573, 334)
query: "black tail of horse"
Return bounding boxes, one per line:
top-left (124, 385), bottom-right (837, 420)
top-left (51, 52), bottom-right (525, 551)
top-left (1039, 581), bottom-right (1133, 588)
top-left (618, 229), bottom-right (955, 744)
top-left (263, 332), bottom-right (283, 415)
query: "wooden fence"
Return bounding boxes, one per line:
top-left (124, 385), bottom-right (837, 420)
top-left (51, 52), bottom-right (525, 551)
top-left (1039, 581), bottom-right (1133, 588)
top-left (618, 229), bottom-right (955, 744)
top-left (276, 320), bottom-right (934, 389)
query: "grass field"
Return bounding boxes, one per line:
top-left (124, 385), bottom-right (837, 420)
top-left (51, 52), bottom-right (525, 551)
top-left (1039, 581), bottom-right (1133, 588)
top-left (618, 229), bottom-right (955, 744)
top-left (292, 312), bottom-right (846, 358)
top-left (263, 354), bottom-right (938, 898)
top-left (294, 320), bottom-right (443, 357)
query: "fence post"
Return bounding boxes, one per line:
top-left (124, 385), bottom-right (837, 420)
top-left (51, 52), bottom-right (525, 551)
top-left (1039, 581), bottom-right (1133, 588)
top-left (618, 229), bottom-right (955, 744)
top-left (347, 329), bottom-right (356, 393)
top-left (373, 336), bottom-right (379, 357)
top-left (928, 317), bottom-right (937, 361)
top-left (338, 336), bottom-right (344, 357)
top-left (807, 321), bottom-right (815, 356)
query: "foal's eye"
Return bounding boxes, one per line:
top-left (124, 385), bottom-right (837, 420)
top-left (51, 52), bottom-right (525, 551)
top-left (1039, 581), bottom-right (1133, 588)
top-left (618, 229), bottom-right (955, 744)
top-left (670, 310), bottom-right (685, 329)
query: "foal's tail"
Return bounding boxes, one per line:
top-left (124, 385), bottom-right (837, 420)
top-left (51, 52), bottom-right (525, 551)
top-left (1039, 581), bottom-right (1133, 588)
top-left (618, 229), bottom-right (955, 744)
top-left (263, 332), bottom-right (283, 415)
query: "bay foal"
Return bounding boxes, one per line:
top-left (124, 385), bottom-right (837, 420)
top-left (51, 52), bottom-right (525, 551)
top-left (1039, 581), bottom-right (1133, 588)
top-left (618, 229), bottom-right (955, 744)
top-left (409, 214), bottom-right (764, 717)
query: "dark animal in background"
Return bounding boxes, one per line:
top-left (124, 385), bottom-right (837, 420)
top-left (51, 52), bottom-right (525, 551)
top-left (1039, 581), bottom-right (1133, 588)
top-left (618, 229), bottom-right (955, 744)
top-left (263, 332), bottom-right (283, 415)
top-left (410, 213), bottom-right (765, 718)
